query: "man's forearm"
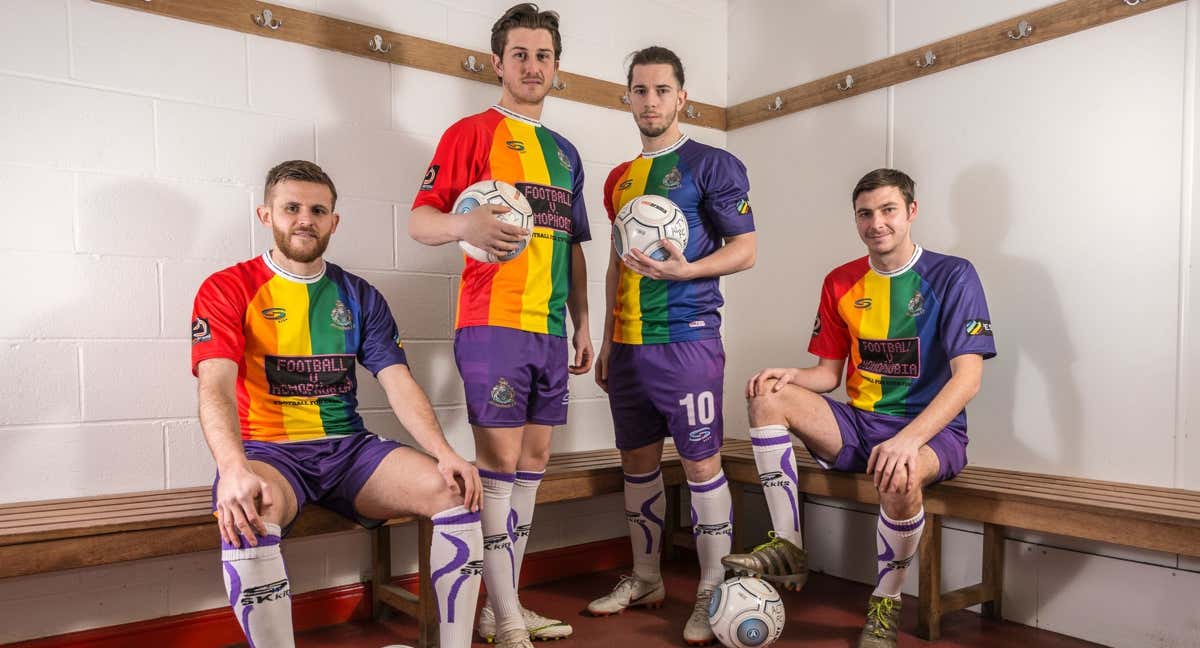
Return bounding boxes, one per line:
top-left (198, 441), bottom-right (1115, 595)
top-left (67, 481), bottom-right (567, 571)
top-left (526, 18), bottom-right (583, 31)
top-left (567, 244), bottom-right (589, 333)
top-left (408, 205), bottom-right (461, 246)
top-left (379, 365), bottom-right (456, 460)
top-left (899, 363), bottom-right (981, 446)
top-left (198, 382), bottom-right (248, 473)
top-left (683, 232), bottom-right (756, 279)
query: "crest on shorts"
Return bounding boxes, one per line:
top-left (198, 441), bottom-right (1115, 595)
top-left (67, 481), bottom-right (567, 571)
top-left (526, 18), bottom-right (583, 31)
top-left (490, 377), bottom-right (515, 408)
top-left (330, 300), bottom-right (353, 330)
top-left (661, 167), bottom-right (682, 190)
top-left (906, 291), bottom-right (925, 317)
top-left (557, 148), bottom-right (573, 171)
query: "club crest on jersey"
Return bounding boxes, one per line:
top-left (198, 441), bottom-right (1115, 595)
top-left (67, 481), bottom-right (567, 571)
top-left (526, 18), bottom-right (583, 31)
top-left (661, 167), bottom-right (682, 190)
top-left (330, 300), bottom-right (353, 330)
top-left (906, 291), bottom-right (925, 317)
top-left (261, 307), bottom-right (287, 322)
top-left (557, 148), bottom-right (572, 171)
top-left (490, 377), bottom-right (515, 407)
top-left (420, 165), bottom-right (438, 191)
top-left (812, 315), bottom-right (822, 336)
top-left (619, 179), bottom-right (634, 190)
top-left (736, 197), bottom-right (751, 215)
top-left (965, 319), bottom-right (993, 336)
top-left (191, 317), bottom-right (211, 344)
top-left (506, 140), bottom-right (526, 152)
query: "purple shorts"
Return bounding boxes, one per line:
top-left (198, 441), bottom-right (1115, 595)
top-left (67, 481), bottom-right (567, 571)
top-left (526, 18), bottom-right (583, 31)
top-left (212, 432), bottom-right (406, 536)
top-left (608, 339), bottom-right (725, 461)
top-left (814, 397), bottom-right (968, 483)
top-left (454, 326), bottom-right (569, 428)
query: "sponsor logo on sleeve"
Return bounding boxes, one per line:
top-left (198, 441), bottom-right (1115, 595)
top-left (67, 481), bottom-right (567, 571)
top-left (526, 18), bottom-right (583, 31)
top-left (736, 197), bottom-right (751, 215)
top-left (812, 315), bottom-right (822, 337)
top-left (964, 319), bottom-right (993, 336)
top-left (420, 165), bottom-right (439, 191)
top-left (191, 317), bottom-right (211, 344)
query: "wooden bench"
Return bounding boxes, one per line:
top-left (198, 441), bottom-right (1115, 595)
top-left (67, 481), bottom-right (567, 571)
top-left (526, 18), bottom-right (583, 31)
top-left (0, 445), bottom-right (688, 648)
top-left (719, 438), bottom-right (1200, 640)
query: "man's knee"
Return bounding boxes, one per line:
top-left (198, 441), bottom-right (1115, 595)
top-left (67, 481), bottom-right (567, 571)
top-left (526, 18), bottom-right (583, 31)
top-left (682, 453), bottom-right (723, 483)
top-left (747, 385), bottom-right (787, 426)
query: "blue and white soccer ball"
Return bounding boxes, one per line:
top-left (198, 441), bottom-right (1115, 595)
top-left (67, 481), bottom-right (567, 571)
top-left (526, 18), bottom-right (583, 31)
top-left (612, 194), bottom-right (689, 262)
top-left (452, 179), bottom-right (534, 263)
top-left (707, 576), bottom-right (785, 648)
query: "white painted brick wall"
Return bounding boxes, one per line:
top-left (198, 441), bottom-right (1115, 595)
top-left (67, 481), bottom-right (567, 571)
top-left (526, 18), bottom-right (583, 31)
top-left (0, 0), bottom-right (69, 78)
top-left (0, 0), bottom-right (729, 641)
top-left (0, 75), bottom-right (155, 174)
top-left (0, 341), bottom-right (79, 425)
top-left (70, 0), bottom-right (248, 107)
top-left (1, 164), bottom-right (75, 253)
top-left (76, 174), bottom-right (253, 260)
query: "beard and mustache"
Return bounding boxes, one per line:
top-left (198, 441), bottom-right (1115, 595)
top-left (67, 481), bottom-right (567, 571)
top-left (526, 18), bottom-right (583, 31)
top-left (273, 224), bottom-right (331, 264)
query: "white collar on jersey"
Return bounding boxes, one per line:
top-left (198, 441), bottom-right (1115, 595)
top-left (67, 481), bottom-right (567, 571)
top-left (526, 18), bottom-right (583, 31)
top-left (491, 104), bottom-right (542, 127)
top-left (641, 134), bottom-right (690, 158)
top-left (263, 250), bottom-right (326, 284)
top-left (869, 244), bottom-right (923, 277)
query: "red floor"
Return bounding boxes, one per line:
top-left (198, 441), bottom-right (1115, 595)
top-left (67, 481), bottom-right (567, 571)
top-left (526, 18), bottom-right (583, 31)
top-left (280, 556), bottom-right (1101, 648)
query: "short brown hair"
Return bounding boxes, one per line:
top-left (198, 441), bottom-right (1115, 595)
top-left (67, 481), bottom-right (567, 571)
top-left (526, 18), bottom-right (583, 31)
top-left (491, 3), bottom-right (562, 60)
top-left (627, 46), bottom-right (685, 89)
top-left (264, 160), bottom-right (338, 209)
top-left (852, 168), bottom-right (915, 206)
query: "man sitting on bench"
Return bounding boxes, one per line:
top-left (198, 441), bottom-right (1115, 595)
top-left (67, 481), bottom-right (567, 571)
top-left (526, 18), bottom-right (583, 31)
top-left (191, 160), bottom-right (484, 648)
top-left (722, 168), bottom-right (996, 648)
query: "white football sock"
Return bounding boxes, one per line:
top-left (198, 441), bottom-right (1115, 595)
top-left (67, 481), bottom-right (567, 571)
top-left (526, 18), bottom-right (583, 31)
top-left (750, 425), bottom-right (803, 548)
top-left (431, 505), bottom-right (484, 648)
top-left (872, 507), bottom-right (925, 599)
top-left (480, 469), bottom-right (523, 635)
top-left (221, 522), bottom-right (294, 648)
top-left (688, 470), bottom-right (734, 592)
top-left (624, 468), bottom-right (666, 582)
top-left (510, 470), bottom-right (544, 595)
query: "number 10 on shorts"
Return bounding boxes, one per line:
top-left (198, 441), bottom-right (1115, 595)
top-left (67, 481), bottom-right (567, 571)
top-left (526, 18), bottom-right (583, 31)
top-left (679, 391), bottom-right (716, 425)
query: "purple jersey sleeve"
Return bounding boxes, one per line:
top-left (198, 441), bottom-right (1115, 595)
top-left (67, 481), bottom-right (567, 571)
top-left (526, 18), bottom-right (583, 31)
top-left (698, 150), bottom-right (755, 237)
top-left (557, 134), bottom-right (591, 244)
top-left (357, 283), bottom-right (409, 375)
top-left (937, 261), bottom-right (997, 360)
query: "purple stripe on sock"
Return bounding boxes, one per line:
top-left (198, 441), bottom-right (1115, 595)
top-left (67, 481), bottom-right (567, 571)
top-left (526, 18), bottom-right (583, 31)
top-left (506, 508), bottom-right (518, 588)
top-left (881, 513), bottom-right (925, 533)
top-left (220, 534), bottom-right (281, 552)
top-left (431, 531), bottom-right (470, 623)
top-left (478, 468), bottom-right (516, 483)
top-left (781, 448), bottom-right (801, 532)
top-left (640, 492), bottom-right (664, 554)
top-left (876, 531), bottom-right (896, 584)
top-left (446, 573), bottom-right (470, 623)
top-left (689, 505), bottom-right (698, 537)
top-left (223, 561), bottom-right (241, 608)
top-left (515, 470), bottom-right (545, 482)
top-left (688, 474), bottom-right (727, 493)
top-left (751, 434), bottom-right (793, 447)
top-left (624, 469), bottom-right (661, 484)
top-left (241, 605), bottom-right (257, 648)
top-left (433, 510), bottom-right (480, 526)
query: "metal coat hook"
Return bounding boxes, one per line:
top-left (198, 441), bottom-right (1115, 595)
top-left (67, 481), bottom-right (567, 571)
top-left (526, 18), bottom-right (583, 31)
top-left (463, 55), bottom-right (485, 73)
top-left (685, 104), bottom-right (700, 119)
top-left (621, 94), bottom-right (630, 105)
top-left (368, 34), bottom-right (392, 54)
top-left (253, 8), bottom-right (283, 30)
top-left (766, 96), bottom-right (784, 112)
top-left (916, 50), bottom-right (936, 69)
top-left (835, 74), bottom-right (854, 91)
top-left (1124, 0), bottom-right (1144, 4)
top-left (1007, 20), bottom-right (1033, 40)
top-left (551, 75), bottom-right (566, 91)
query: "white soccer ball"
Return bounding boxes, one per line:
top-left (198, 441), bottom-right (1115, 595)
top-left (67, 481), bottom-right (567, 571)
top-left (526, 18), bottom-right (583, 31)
top-left (612, 194), bottom-right (689, 262)
top-left (707, 577), bottom-right (785, 648)
top-left (452, 180), bottom-right (534, 263)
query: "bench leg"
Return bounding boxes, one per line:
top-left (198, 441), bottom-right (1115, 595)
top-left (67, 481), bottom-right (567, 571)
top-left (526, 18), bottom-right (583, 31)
top-left (917, 513), bottom-right (943, 641)
top-left (372, 525), bottom-right (393, 621)
top-left (981, 523), bottom-right (1005, 620)
top-left (418, 517), bottom-right (438, 648)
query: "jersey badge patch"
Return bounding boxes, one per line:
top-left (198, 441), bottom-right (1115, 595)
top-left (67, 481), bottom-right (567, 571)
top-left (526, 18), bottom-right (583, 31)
top-left (330, 300), bottom-right (353, 331)
top-left (854, 298), bottom-right (872, 310)
top-left (965, 319), bottom-right (993, 336)
top-left (619, 179), bottom-right (634, 190)
top-left (812, 315), bottom-right (822, 337)
top-left (191, 317), bottom-right (211, 344)
top-left (557, 148), bottom-right (572, 171)
top-left (505, 140), bottom-right (526, 152)
top-left (661, 167), bottom-right (682, 190)
top-left (261, 307), bottom-right (287, 322)
top-left (736, 197), bottom-right (751, 215)
top-left (420, 165), bottom-right (438, 191)
top-left (906, 291), bottom-right (925, 317)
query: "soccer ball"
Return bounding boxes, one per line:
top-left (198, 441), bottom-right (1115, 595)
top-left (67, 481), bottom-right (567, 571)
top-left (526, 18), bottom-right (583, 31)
top-left (612, 194), bottom-right (689, 262)
top-left (452, 180), bottom-right (534, 263)
top-left (707, 577), bottom-right (785, 648)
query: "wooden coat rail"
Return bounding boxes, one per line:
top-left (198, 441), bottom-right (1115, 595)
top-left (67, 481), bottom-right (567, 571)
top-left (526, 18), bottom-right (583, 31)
top-left (98, 0), bottom-right (1180, 133)
top-left (725, 0), bottom-right (1183, 129)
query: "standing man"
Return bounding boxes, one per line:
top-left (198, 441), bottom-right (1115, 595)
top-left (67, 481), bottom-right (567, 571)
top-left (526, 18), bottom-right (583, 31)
top-left (723, 169), bottom-right (995, 648)
top-left (586, 47), bottom-right (757, 646)
top-left (193, 160), bottom-right (484, 648)
top-left (408, 5), bottom-right (591, 647)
